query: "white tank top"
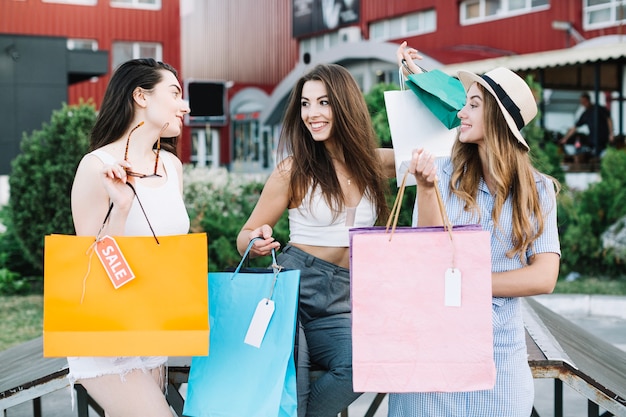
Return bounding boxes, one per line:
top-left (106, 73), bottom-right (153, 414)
top-left (90, 149), bottom-right (190, 236)
top-left (288, 185), bottom-right (377, 247)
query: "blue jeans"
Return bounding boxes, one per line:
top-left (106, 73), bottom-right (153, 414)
top-left (278, 245), bottom-right (362, 417)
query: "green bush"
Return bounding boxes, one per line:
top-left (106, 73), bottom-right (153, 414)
top-left (183, 166), bottom-right (289, 271)
top-left (0, 268), bottom-right (30, 295)
top-left (8, 101), bottom-right (95, 274)
top-left (558, 148), bottom-right (626, 278)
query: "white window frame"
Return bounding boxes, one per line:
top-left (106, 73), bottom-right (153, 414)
top-left (67, 38), bottom-right (99, 51)
top-left (111, 41), bottom-right (163, 71)
top-left (583, 0), bottom-right (626, 30)
top-left (42, 0), bottom-right (97, 5)
top-left (110, 0), bottom-right (160, 11)
top-left (369, 9), bottom-right (437, 42)
top-left (460, 0), bottom-right (549, 25)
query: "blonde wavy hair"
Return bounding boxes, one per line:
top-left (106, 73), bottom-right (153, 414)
top-left (449, 84), bottom-right (559, 263)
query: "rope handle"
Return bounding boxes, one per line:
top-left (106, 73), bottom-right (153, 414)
top-left (385, 170), bottom-right (453, 242)
top-left (96, 182), bottom-right (160, 244)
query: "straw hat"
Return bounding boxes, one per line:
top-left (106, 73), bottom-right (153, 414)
top-left (457, 67), bottom-right (537, 150)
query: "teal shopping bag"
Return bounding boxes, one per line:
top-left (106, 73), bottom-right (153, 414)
top-left (406, 69), bottom-right (466, 129)
top-left (184, 239), bottom-right (300, 417)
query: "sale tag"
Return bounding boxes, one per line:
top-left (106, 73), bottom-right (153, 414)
top-left (95, 235), bottom-right (135, 289)
top-left (444, 267), bottom-right (462, 307)
top-left (244, 298), bottom-right (275, 348)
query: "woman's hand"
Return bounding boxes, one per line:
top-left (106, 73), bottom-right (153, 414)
top-left (247, 225), bottom-right (281, 257)
top-left (101, 161), bottom-right (135, 211)
top-left (408, 148), bottom-right (437, 188)
top-left (396, 41), bottom-right (424, 76)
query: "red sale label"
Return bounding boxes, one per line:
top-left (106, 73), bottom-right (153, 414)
top-left (95, 236), bottom-right (135, 289)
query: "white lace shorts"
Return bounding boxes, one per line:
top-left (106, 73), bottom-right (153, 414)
top-left (67, 356), bottom-right (167, 384)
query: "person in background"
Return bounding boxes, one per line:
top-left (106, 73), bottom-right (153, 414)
top-left (559, 92), bottom-right (614, 156)
top-left (69, 58), bottom-right (190, 416)
top-left (236, 63), bottom-right (395, 417)
top-left (394, 43), bottom-right (561, 416)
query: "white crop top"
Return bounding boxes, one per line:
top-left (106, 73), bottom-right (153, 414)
top-left (90, 149), bottom-right (190, 236)
top-left (288, 185), bottom-right (377, 247)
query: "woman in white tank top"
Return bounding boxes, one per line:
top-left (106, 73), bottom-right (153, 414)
top-left (237, 64), bottom-right (396, 417)
top-left (69, 58), bottom-right (190, 416)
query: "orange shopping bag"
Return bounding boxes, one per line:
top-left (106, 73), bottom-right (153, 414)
top-left (43, 231), bottom-right (209, 357)
top-left (349, 174), bottom-right (495, 392)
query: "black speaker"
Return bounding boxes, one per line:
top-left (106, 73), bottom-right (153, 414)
top-left (186, 80), bottom-right (227, 126)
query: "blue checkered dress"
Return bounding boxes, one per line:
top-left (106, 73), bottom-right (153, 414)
top-left (388, 157), bottom-right (560, 417)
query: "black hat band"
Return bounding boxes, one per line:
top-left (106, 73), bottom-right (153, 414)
top-left (481, 74), bottom-right (524, 130)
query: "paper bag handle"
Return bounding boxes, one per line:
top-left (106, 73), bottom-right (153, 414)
top-left (234, 237), bottom-right (279, 275)
top-left (385, 170), bottom-right (453, 241)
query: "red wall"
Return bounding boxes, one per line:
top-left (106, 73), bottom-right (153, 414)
top-left (1, 0), bottom-right (181, 109)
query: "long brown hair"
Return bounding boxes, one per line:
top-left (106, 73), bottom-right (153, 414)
top-left (89, 58), bottom-right (179, 155)
top-left (278, 64), bottom-right (389, 221)
top-left (449, 84), bottom-right (559, 262)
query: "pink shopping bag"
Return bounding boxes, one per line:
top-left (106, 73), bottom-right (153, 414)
top-left (349, 176), bottom-right (496, 393)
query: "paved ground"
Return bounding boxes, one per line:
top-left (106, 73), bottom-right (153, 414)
top-left (5, 294), bottom-right (626, 417)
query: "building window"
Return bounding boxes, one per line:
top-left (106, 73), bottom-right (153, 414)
top-left (111, 41), bottom-right (162, 71)
top-left (42, 0), bottom-right (97, 4)
top-left (110, 0), bottom-right (160, 10)
top-left (369, 9), bottom-right (436, 41)
top-left (584, 0), bottom-right (626, 30)
top-left (67, 39), bottom-right (98, 51)
top-left (232, 117), bottom-right (268, 170)
top-left (300, 26), bottom-right (361, 59)
top-left (460, 0), bottom-right (549, 25)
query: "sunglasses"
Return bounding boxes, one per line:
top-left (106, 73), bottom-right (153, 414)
top-left (124, 121), bottom-right (169, 178)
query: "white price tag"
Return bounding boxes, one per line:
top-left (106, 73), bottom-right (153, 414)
top-left (444, 268), bottom-right (462, 307)
top-left (244, 298), bottom-right (275, 348)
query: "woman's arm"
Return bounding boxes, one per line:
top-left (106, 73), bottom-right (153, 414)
top-left (492, 252), bottom-right (560, 297)
top-left (71, 154), bottom-right (134, 237)
top-left (376, 148), bottom-right (396, 179)
top-left (236, 161), bottom-right (292, 258)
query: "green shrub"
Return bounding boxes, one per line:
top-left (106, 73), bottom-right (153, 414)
top-left (183, 166), bottom-right (289, 271)
top-left (0, 207), bottom-right (39, 281)
top-left (8, 101), bottom-right (95, 274)
top-left (0, 268), bottom-right (30, 295)
top-left (558, 148), bottom-right (626, 278)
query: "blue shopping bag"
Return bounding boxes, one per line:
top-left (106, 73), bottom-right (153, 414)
top-left (184, 239), bottom-right (300, 417)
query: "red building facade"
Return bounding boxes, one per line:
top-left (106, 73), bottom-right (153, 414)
top-left (2, 0), bottom-right (181, 107)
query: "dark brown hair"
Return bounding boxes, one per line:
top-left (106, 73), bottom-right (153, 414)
top-left (278, 63), bottom-right (389, 222)
top-left (89, 58), bottom-right (179, 155)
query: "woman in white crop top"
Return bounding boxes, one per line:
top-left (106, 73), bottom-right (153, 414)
top-left (237, 64), bottom-right (396, 417)
top-left (69, 58), bottom-right (190, 417)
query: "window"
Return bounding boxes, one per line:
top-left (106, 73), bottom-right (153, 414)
top-left (300, 27), bottom-right (360, 58)
top-left (67, 39), bottom-right (98, 51)
top-left (369, 9), bottom-right (436, 41)
top-left (110, 0), bottom-right (160, 10)
top-left (42, 0), bottom-right (97, 4)
top-left (460, 0), bottom-right (549, 25)
top-left (111, 41), bottom-right (162, 71)
top-left (584, 0), bottom-right (626, 29)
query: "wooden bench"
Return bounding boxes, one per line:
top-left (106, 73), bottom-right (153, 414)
top-left (2, 297), bottom-right (626, 417)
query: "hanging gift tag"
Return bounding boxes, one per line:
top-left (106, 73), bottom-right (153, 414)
top-left (95, 235), bottom-right (135, 289)
top-left (244, 298), bottom-right (275, 348)
top-left (444, 267), bottom-right (462, 307)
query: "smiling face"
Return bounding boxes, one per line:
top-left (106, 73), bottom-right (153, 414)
top-left (457, 82), bottom-right (485, 146)
top-left (300, 80), bottom-right (333, 143)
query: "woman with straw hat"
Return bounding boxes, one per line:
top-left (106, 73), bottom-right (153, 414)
top-left (392, 42), bottom-right (561, 416)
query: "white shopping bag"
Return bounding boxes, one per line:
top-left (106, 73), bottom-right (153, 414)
top-left (384, 89), bottom-right (458, 186)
